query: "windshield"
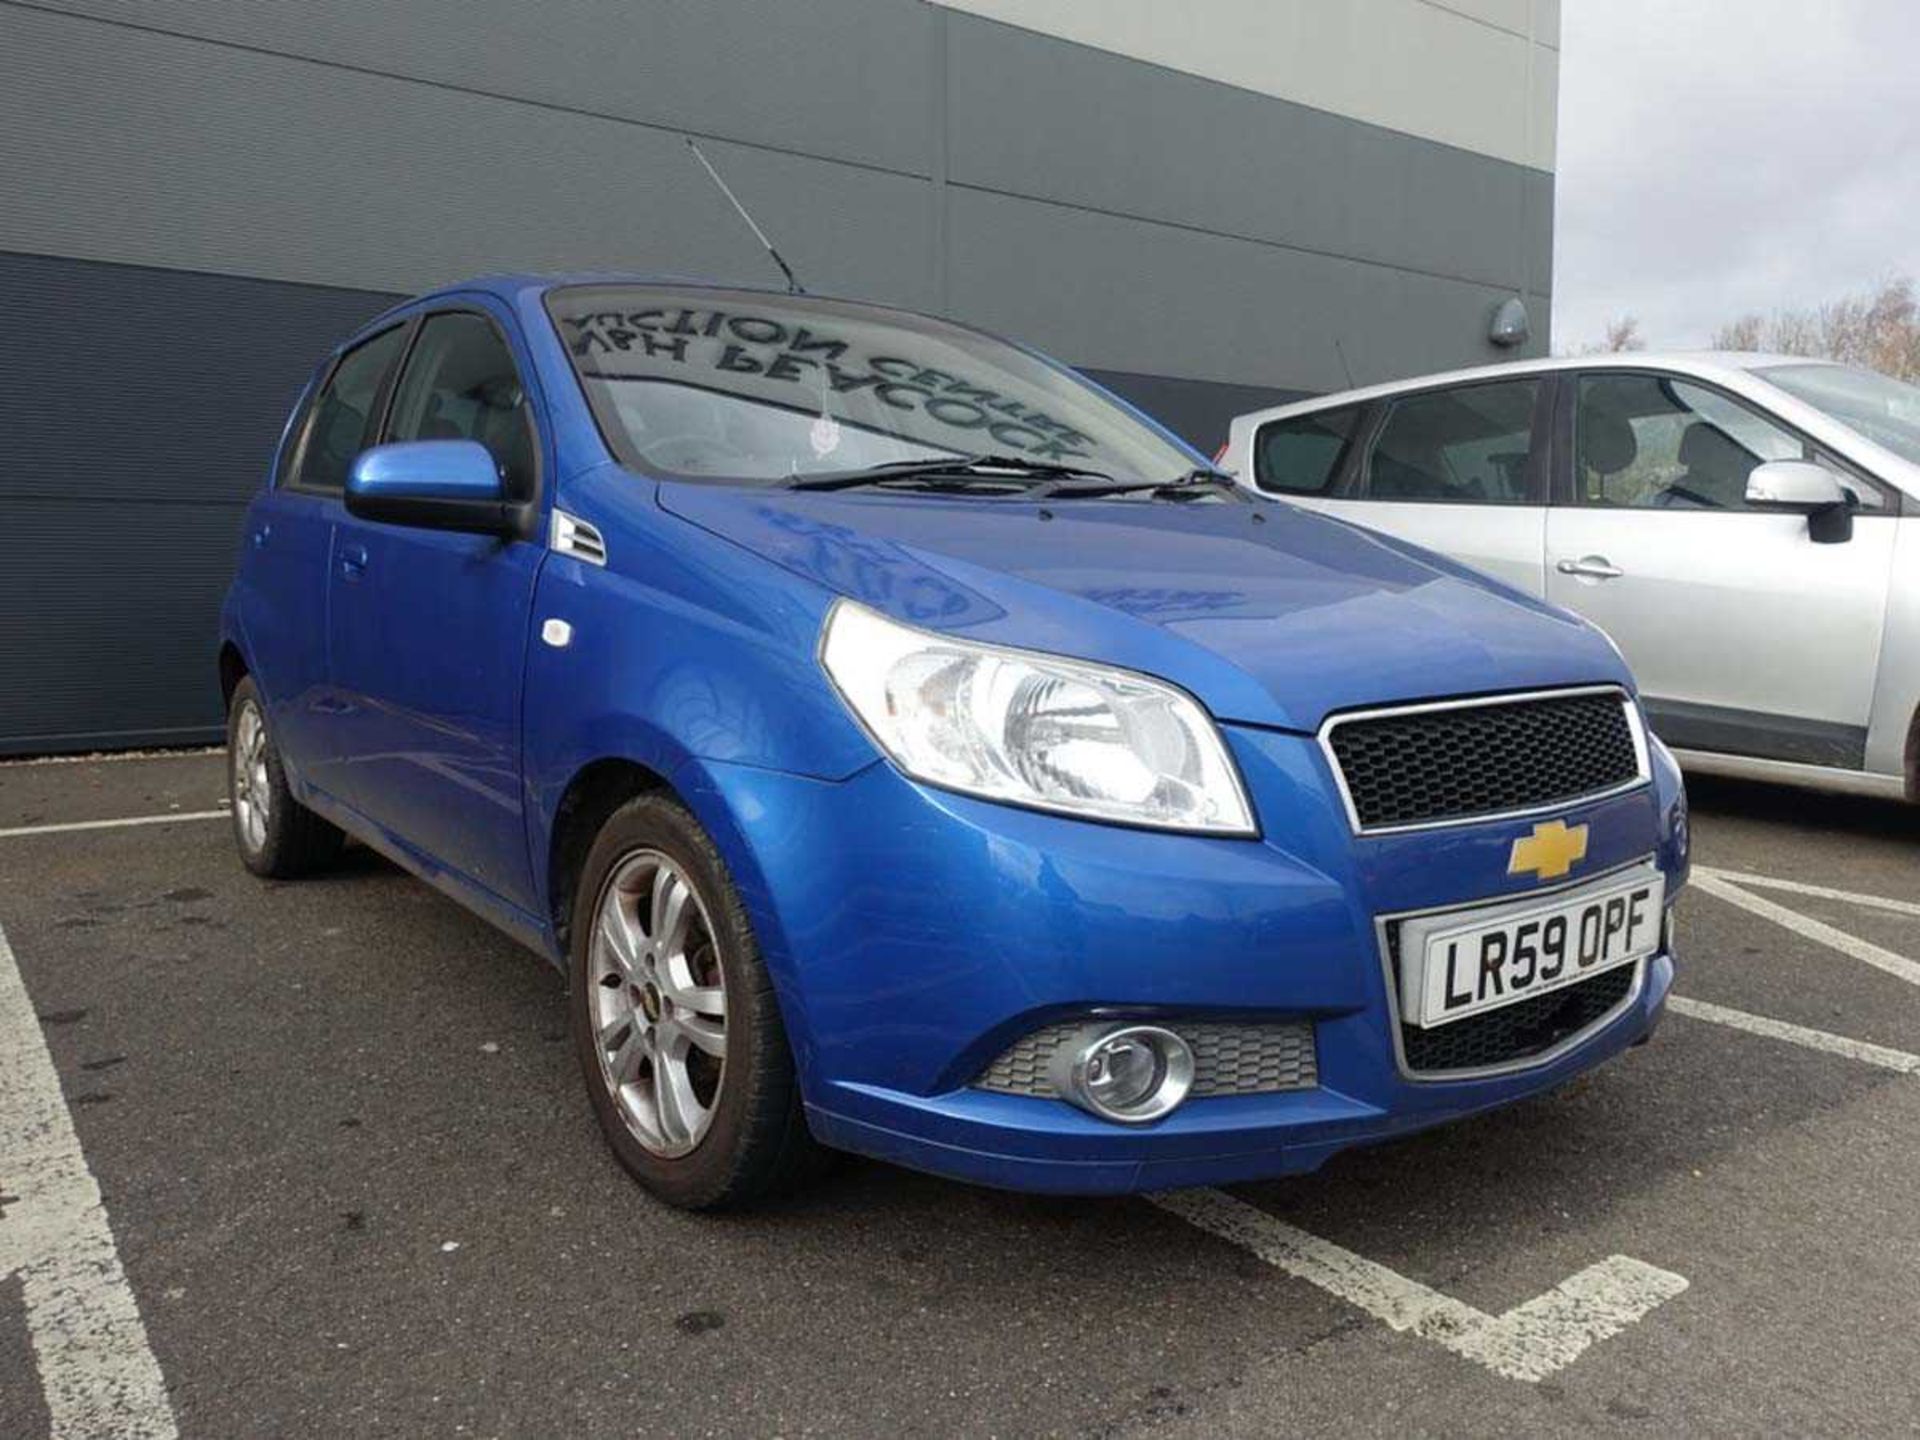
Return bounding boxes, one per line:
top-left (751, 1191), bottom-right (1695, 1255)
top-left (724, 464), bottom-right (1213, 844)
top-left (546, 286), bottom-right (1196, 486)
top-left (1760, 363), bottom-right (1920, 466)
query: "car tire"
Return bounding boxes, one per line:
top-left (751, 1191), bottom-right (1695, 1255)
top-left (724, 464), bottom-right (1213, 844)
top-left (569, 793), bottom-right (824, 1210)
top-left (226, 676), bottom-right (345, 879)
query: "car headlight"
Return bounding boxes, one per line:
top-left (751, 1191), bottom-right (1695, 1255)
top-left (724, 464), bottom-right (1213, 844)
top-left (818, 599), bottom-right (1256, 835)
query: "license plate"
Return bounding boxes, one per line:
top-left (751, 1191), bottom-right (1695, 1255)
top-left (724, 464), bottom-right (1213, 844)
top-left (1398, 863), bottom-right (1665, 1029)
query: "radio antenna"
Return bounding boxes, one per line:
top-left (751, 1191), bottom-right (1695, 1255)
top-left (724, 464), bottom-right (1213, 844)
top-left (684, 137), bottom-right (805, 295)
top-left (1333, 336), bottom-right (1358, 390)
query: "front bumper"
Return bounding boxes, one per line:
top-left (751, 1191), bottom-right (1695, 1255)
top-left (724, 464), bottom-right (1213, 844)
top-left (810, 957), bottom-right (1670, 1193)
top-left (677, 721), bottom-right (1689, 1194)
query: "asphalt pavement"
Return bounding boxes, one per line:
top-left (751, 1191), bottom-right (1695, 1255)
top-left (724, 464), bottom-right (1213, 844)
top-left (1, 751), bottom-right (1917, 1437)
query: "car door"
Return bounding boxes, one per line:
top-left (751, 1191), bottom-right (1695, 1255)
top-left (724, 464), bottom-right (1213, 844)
top-left (324, 304), bottom-right (548, 907)
top-left (1252, 379), bottom-right (1551, 595)
top-left (241, 324), bottom-right (407, 775)
top-left (1545, 369), bottom-right (1900, 768)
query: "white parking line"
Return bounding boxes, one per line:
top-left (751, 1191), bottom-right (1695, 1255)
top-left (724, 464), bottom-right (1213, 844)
top-left (0, 922), bottom-right (177, 1438)
top-left (1691, 872), bottom-right (1920, 989)
top-left (1150, 1188), bottom-right (1687, 1383)
top-left (0, 810), bottom-right (228, 841)
top-left (1667, 995), bottom-right (1920, 1073)
top-left (1694, 866), bottom-right (1920, 921)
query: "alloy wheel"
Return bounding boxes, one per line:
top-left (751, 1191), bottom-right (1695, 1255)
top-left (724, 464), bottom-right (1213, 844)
top-left (231, 701), bottom-right (271, 854)
top-left (588, 850), bottom-right (729, 1157)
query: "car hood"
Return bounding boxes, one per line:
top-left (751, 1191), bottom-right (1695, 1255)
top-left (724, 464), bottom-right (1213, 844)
top-left (657, 485), bottom-right (1632, 734)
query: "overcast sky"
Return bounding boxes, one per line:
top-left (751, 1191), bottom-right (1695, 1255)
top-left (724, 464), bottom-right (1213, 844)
top-left (1553, 0), bottom-right (1920, 352)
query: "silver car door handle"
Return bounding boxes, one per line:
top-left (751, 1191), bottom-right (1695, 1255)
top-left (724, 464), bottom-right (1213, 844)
top-left (1556, 556), bottom-right (1623, 580)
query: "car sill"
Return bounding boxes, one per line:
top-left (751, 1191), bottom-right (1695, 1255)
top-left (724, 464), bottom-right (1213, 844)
top-left (1669, 748), bottom-right (1907, 801)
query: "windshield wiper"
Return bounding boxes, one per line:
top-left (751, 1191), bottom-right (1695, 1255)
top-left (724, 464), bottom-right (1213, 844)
top-left (1037, 467), bottom-right (1245, 501)
top-left (781, 453), bottom-right (1112, 491)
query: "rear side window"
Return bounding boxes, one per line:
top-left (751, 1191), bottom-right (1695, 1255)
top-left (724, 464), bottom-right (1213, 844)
top-left (273, 385), bottom-right (320, 489)
top-left (1253, 406), bottom-right (1362, 495)
top-left (287, 326), bottom-right (406, 493)
top-left (1362, 380), bottom-right (1540, 504)
top-left (384, 312), bottom-right (538, 501)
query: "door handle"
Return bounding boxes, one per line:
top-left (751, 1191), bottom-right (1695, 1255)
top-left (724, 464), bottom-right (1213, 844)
top-left (1556, 555), bottom-right (1623, 580)
top-left (251, 523), bottom-right (271, 550)
top-left (338, 542), bottom-right (369, 580)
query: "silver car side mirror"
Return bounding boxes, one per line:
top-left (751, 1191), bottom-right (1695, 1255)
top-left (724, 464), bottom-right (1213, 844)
top-left (1745, 460), bottom-right (1854, 544)
top-left (1744, 459), bottom-right (1847, 509)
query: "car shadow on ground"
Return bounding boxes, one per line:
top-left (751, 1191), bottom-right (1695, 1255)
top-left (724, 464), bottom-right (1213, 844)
top-left (1683, 773), bottom-right (1918, 839)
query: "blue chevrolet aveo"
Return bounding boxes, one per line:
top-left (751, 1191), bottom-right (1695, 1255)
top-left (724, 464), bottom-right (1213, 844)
top-left (220, 274), bottom-right (1688, 1209)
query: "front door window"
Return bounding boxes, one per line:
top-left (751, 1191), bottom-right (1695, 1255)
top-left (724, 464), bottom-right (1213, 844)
top-left (1575, 374), bottom-right (1804, 511)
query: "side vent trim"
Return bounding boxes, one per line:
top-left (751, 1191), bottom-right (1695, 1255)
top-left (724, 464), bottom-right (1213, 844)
top-left (550, 510), bottom-right (607, 566)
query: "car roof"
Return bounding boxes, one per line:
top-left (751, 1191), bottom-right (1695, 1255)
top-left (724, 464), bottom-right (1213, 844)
top-left (350, 271), bottom-right (786, 331)
top-left (365, 270), bottom-right (954, 326)
top-left (348, 269), bottom-right (1064, 367)
top-left (1230, 352), bottom-right (1845, 428)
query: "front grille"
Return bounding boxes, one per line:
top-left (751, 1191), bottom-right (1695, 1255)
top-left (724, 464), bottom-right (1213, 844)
top-left (1386, 920), bottom-right (1638, 1074)
top-left (1326, 690), bottom-right (1642, 832)
top-left (977, 1021), bottom-right (1317, 1098)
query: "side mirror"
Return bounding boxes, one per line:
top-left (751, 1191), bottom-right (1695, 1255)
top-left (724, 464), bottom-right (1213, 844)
top-left (1744, 459), bottom-right (1854, 544)
top-left (345, 440), bottom-right (520, 536)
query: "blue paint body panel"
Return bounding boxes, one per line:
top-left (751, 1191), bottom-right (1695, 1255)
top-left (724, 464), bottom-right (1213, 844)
top-left (346, 439), bottom-right (504, 500)
top-left (222, 273), bottom-right (1687, 1195)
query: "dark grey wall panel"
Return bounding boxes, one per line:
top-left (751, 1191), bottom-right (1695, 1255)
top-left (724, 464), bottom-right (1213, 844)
top-left (0, 497), bottom-right (244, 753)
top-left (0, 4), bottom-right (939, 307)
top-left (946, 186), bottom-right (1539, 394)
top-left (0, 252), bottom-right (397, 505)
top-left (30, 0), bottom-right (935, 177)
top-left (0, 253), bottom-right (399, 753)
top-left (945, 13), bottom-right (1542, 292)
top-left (1081, 369), bottom-right (1308, 457)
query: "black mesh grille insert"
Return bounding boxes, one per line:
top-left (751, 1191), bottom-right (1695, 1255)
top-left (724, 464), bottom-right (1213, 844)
top-left (1387, 911), bottom-right (1638, 1074)
top-left (976, 1021), bottom-right (1317, 1097)
top-left (1328, 691), bottom-right (1640, 830)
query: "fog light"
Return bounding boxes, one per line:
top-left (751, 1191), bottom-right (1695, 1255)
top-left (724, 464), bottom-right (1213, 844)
top-left (1050, 1025), bottom-right (1194, 1124)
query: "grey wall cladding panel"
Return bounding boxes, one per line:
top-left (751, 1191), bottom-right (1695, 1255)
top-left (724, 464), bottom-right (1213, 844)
top-left (0, 0), bottom-right (1561, 751)
top-left (947, 188), bottom-right (1539, 395)
top-left (0, 498), bottom-right (243, 752)
top-left (1525, 170), bottom-right (1555, 294)
top-left (944, 12), bottom-right (1545, 293)
top-left (0, 5), bottom-right (936, 307)
top-left (0, 252), bottom-right (397, 504)
top-left (1080, 369), bottom-right (1307, 456)
top-left (31, 0), bottom-right (934, 176)
top-left (0, 253), bottom-right (398, 753)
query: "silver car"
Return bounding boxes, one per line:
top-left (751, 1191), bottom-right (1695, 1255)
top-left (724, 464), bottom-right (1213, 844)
top-left (1223, 353), bottom-right (1920, 802)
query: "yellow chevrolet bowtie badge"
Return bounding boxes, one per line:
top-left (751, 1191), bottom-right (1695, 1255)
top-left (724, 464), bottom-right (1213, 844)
top-left (1508, 820), bottom-right (1589, 881)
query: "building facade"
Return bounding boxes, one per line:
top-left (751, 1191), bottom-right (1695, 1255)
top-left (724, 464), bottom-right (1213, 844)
top-left (0, 0), bottom-right (1559, 753)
